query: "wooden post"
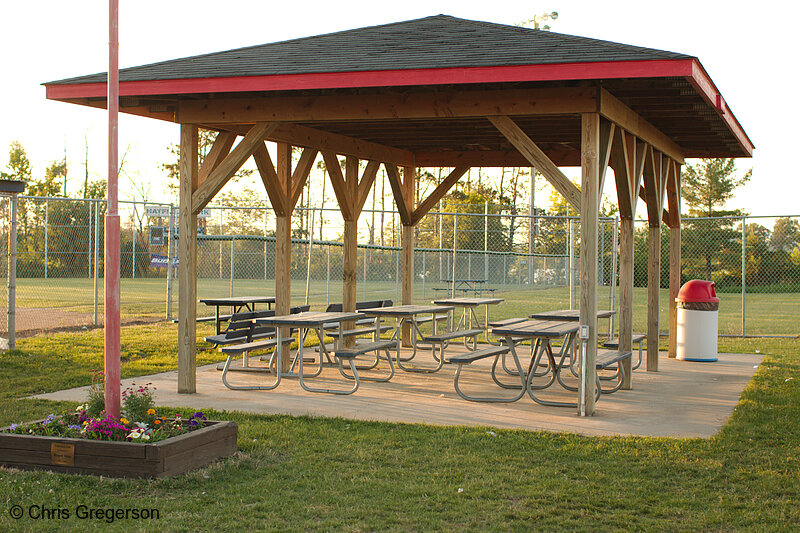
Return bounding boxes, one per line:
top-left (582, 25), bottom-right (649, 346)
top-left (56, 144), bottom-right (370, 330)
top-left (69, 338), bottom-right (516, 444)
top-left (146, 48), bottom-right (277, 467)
top-left (178, 124), bottom-right (198, 394)
top-left (647, 225), bottom-right (661, 371)
top-left (275, 143), bottom-right (292, 372)
top-left (579, 113), bottom-right (599, 416)
top-left (401, 165), bottom-right (415, 346)
top-left (667, 165), bottom-right (682, 358)
top-left (619, 218), bottom-right (634, 389)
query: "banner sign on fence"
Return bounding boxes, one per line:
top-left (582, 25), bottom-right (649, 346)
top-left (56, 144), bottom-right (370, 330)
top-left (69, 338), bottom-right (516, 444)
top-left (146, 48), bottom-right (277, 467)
top-left (144, 206), bottom-right (211, 218)
top-left (150, 254), bottom-right (178, 268)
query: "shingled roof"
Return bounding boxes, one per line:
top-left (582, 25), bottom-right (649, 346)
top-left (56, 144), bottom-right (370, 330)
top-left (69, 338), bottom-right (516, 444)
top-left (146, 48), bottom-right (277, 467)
top-left (47, 15), bottom-right (694, 85)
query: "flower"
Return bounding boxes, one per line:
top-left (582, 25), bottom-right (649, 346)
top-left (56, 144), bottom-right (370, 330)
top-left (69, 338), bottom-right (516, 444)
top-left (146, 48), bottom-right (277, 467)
top-left (120, 417), bottom-right (129, 425)
top-left (154, 419), bottom-right (161, 425)
top-left (9, 423), bottom-right (18, 431)
top-left (147, 408), bottom-right (156, 416)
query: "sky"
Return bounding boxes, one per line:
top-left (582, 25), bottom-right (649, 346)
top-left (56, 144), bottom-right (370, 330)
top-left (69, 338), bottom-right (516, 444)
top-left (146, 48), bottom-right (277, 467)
top-left (1, 0), bottom-right (797, 216)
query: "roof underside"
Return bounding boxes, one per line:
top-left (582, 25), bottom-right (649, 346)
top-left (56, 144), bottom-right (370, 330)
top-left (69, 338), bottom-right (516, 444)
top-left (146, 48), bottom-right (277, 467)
top-left (44, 15), bottom-right (753, 161)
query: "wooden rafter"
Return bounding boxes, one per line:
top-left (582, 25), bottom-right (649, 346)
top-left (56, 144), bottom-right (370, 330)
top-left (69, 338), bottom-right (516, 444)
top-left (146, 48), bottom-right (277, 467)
top-left (643, 146), bottom-right (669, 226)
top-left (411, 166), bottom-right (469, 225)
top-left (665, 161), bottom-right (681, 228)
top-left (597, 119), bottom-right (615, 208)
top-left (384, 164), bottom-right (413, 225)
top-left (356, 160), bottom-right (380, 216)
top-left (252, 143), bottom-right (288, 216)
top-left (289, 148), bottom-right (318, 211)
top-left (321, 151), bottom-right (379, 221)
top-left (488, 115), bottom-right (582, 210)
top-left (321, 151), bottom-right (353, 221)
top-left (197, 131), bottom-right (236, 188)
top-left (191, 121), bottom-right (277, 215)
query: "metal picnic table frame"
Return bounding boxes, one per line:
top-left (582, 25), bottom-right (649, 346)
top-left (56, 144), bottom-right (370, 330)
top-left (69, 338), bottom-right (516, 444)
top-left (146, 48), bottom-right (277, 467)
top-left (432, 296), bottom-right (504, 349)
top-left (199, 296), bottom-right (275, 334)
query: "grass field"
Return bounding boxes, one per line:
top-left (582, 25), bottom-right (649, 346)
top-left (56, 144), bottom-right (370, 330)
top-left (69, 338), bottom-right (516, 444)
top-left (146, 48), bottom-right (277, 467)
top-left (8, 277), bottom-right (800, 336)
top-left (0, 323), bottom-right (798, 531)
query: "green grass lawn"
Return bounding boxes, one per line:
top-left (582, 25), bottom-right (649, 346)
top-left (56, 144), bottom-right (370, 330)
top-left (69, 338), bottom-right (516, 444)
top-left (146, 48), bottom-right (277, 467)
top-left (12, 277), bottom-right (800, 336)
top-left (0, 323), bottom-right (798, 531)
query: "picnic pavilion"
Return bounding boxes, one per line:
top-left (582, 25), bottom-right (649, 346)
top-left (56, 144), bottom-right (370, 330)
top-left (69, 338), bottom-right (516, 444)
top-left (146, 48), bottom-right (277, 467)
top-left (44, 15), bottom-right (753, 415)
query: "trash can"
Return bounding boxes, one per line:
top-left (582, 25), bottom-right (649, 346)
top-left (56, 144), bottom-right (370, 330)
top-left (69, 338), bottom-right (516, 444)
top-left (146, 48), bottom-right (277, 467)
top-left (676, 280), bottom-right (719, 361)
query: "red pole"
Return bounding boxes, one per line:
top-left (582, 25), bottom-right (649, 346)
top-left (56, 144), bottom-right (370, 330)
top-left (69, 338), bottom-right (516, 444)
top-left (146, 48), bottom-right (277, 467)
top-left (104, 0), bottom-right (121, 418)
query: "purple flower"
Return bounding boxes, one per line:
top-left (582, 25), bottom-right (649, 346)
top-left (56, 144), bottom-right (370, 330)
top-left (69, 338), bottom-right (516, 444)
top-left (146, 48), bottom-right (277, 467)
top-left (9, 423), bottom-right (18, 431)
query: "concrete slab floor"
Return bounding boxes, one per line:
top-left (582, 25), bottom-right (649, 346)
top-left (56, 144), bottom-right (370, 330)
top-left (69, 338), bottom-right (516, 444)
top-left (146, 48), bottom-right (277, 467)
top-left (35, 347), bottom-right (763, 438)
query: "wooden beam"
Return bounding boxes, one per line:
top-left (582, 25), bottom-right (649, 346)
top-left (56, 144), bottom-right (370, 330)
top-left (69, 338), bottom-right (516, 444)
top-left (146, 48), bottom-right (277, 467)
top-left (178, 86), bottom-right (598, 124)
top-left (191, 122), bottom-right (277, 214)
top-left (489, 115), bottom-right (582, 210)
top-left (252, 143), bottom-right (288, 216)
top-left (643, 146), bottom-right (668, 226)
top-left (384, 164), bottom-right (413, 225)
top-left (647, 225), bottom-right (661, 372)
top-left (599, 88), bottom-right (685, 164)
top-left (619, 218), bottom-right (634, 389)
top-left (598, 119), bottom-right (615, 206)
top-left (356, 160), bottom-right (380, 216)
top-left (289, 148), bottom-right (318, 211)
top-left (667, 164), bottom-right (682, 359)
top-left (415, 148), bottom-right (581, 168)
top-left (321, 151), bottom-right (354, 221)
top-left (610, 128), bottom-right (634, 219)
top-left (275, 143), bottom-right (292, 372)
top-left (343, 156), bottom-right (359, 319)
top-left (411, 166), bottom-right (469, 225)
top-left (401, 165), bottom-right (416, 346)
top-left (579, 113), bottom-right (599, 416)
top-left (178, 124), bottom-right (198, 394)
top-left (197, 131), bottom-right (236, 188)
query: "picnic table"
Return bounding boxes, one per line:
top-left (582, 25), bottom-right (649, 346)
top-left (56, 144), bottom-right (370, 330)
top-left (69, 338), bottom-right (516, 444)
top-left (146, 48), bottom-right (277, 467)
top-left (528, 309), bottom-right (616, 321)
top-left (432, 297), bottom-right (504, 347)
top-left (199, 296), bottom-right (275, 334)
top-left (358, 304), bottom-right (454, 372)
top-left (255, 311), bottom-right (370, 394)
top-left (438, 279), bottom-right (495, 297)
top-left (491, 319), bottom-right (599, 408)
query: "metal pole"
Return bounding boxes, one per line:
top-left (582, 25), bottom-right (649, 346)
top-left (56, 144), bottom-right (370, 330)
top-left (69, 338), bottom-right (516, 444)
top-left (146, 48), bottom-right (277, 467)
top-left (166, 203), bottom-right (175, 319)
top-left (104, 0), bottom-right (122, 418)
top-left (44, 199), bottom-right (48, 279)
top-left (503, 254), bottom-right (506, 291)
top-left (438, 199), bottom-right (443, 280)
top-left (742, 215), bottom-right (746, 337)
top-left (131, 213), bottom-right (136, 279)
top-left (568, 217), bottom-right (574, 309)
top-left (529, 169), bottom-right (535, 286)
top-left (363, 246), bottom-right (367, 301)
top-left (264, 207), bottom-right (268, 281)
top-left (395, 245), bottom-right (400, 302)
top-left (484, 201), bottom-right (489, 282)
top-left (305, 208), bottom-right (315, 305)
top-left (609, 217), bottom-right (619, 339)
top-left (8, 194), bottom-right (18, 349)
top-left (229, 237), bottom-right (235, 297)
top-left (88, 201), bottom-right (93, 279)
top-left (326, 243), bottom-right (330, 306)
top-left (422, 251), bottom-right (426, 299)
top-left (451, 213), bottom-right (458, 297)
top-left (94, 200), bottom-right (100, 326)
top-left (219, 209), bottom-right (223, 279)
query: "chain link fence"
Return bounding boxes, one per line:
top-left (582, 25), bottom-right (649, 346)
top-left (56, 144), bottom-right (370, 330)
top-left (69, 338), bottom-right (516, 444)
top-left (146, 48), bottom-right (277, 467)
top-left (1, 195), bottom-right (798, 338)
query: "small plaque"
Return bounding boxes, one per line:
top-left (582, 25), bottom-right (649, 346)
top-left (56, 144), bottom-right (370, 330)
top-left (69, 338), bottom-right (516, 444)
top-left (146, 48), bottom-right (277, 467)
top-left (51, 442), bottom-right (75, 466)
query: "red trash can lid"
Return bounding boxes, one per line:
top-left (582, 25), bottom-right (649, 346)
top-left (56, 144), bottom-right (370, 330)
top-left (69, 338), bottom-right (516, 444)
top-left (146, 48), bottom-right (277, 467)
top-left (676, 280), bottom-right (720, 303)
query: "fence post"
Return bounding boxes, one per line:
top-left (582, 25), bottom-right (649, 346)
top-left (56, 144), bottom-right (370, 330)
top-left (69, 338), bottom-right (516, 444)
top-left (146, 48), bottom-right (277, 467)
top-left (609, 217), bottom-right (619, 338)
top-left (451, 213), bottom-right (458, 297)
top-left (568, 217), bottom-right (574, 309)
top-left (44, 199), bottom-right (49, 279)
top-left (363, 245), bottom-right (367, 301)
top-left (166, 204), bottom-right (175, 319)
top-left (230, 237), bottom-right (235, 297)
top-left (484, 201), bottom-right (489, 281)
top-left (326, 243), bottom-right (330, 306)
top-left (422, 251), bottom-right (426, 299)
top-left (219, 209), bottom-right (223, 280)
top-left (306, 208), bottom-right (315, 305)
top-left (8, 193), bottom-right (18, 349)
top-left (88, 201), bottom-right (93, 279)
top-left (131, 210), bottom-right (136, 279)
top-left (264, 206), bottom-right (268, 281)
top-left (93, 200), bottom-right (100, 326)
top-left (742, 215), bottom-right (746, 337)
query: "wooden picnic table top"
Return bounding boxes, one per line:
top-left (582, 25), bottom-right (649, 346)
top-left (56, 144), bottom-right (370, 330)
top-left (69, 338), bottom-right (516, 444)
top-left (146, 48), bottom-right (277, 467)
top-left (256, 311), bottom-right (361, 327)
top-left (432, 297), bottom-right (504, 306)
top-left (199, 296), bottom-right (275, 306)
top-left (527, 309), bottom-right (616, 321)
top-left (358, 304), bottom-right (454, 316)
top-left (491, 319), bottom-right (580, 338)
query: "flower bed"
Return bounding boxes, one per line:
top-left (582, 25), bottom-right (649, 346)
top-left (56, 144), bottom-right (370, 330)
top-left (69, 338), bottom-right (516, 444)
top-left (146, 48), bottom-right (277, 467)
top-left (0, 376), bottom-right (237, 478)
top-left (0, 418), bottom-right (237, 478)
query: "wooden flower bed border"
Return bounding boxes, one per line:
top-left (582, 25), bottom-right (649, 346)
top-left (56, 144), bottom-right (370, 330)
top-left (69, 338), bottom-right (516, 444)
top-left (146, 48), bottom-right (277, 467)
top-left (0, 420), bottom-right (238, 478)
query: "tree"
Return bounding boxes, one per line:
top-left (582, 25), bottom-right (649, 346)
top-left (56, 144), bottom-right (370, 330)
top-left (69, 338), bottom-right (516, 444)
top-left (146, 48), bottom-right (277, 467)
top-left (2, 141), bottom-right (32, 183)
top-left (45, 159), bottom-right (68, 196)
top-left (681, 158), bottom-right (752, 282)
top-left (682, 158), bottom-right (751, 218)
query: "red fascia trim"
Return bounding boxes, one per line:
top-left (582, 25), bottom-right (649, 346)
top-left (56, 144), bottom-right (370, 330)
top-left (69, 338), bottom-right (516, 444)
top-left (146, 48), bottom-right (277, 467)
top-left (45, 59), bottom-right (695, 100)
top-left (687, 59), bottom-right (754, 156)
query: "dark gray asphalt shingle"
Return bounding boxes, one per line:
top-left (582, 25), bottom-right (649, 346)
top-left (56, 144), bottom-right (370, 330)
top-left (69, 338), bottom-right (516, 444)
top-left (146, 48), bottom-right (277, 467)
top-left (46, 15), bottom-right (694, 86)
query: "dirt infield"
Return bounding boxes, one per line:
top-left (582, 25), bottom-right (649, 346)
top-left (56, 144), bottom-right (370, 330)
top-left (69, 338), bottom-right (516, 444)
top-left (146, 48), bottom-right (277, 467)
top-left (0, 307), bottom-right (162, 338)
